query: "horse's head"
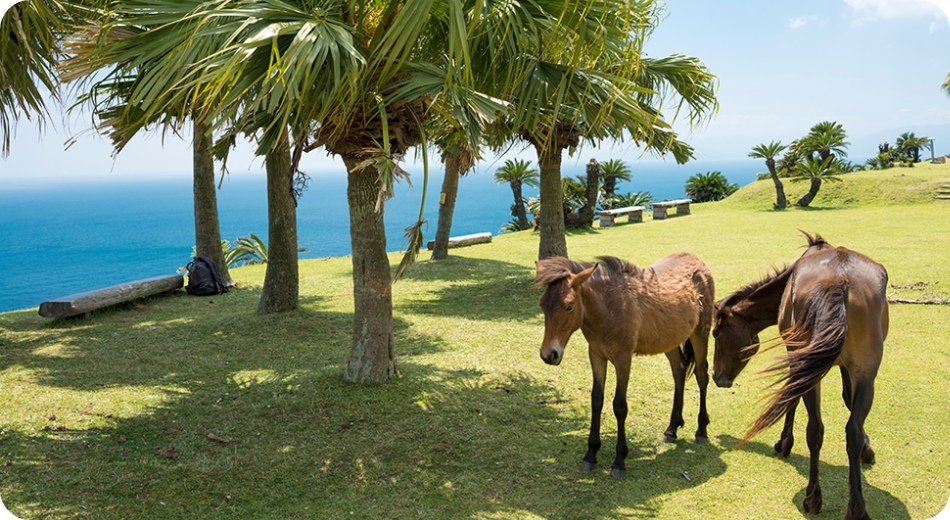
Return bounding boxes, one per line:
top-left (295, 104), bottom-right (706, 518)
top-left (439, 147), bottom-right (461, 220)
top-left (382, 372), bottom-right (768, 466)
top-left (711, 301), bottom-right (760, 388)
top-left (535, 259), bottom-right (597, 366)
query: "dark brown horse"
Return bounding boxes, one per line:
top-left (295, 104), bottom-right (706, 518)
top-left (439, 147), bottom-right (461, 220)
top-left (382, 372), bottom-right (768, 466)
top-left (535, 253), bottom-right (715, 479)
top-left (712, 232), bottom-right (889, 520)
top-left (712, 232), bottom-right (834, 455)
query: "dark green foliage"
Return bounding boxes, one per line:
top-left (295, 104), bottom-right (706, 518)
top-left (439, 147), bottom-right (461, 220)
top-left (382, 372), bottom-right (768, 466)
top-left (601, 191), bottom-right (655, 209)
top-left (684, 171), bottom-right (738, 203)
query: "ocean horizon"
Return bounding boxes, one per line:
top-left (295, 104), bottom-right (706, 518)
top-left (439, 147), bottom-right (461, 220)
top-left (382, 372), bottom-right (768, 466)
top-left (1, 158), bottom-right (766, 313)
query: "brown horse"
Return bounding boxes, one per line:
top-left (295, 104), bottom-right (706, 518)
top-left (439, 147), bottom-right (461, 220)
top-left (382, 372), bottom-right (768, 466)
top-left (712, 232), bottom-right (888, 520)
top-left (713, 232), bottom-right (834, 455)
top-left (535, 253), bottom-right (715, 479)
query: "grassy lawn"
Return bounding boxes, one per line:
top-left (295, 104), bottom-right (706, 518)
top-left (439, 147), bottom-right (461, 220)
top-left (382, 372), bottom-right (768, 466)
top-left (1, 164), bottom-right (949, 519)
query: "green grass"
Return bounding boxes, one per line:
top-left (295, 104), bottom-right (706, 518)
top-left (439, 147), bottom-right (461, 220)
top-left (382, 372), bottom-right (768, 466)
top-left (1, 164), bottom-right (949, 519)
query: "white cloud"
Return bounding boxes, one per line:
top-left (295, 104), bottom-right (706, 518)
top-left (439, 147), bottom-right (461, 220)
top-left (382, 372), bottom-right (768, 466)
top-left (788, 15), bottom-right (819, 29)
top-left (844, 0), bottom-right (949, 24)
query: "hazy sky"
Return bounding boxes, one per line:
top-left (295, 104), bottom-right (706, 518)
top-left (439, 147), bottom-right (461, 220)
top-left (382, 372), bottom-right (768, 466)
top-left (2, 0), bottom-right (950, 184)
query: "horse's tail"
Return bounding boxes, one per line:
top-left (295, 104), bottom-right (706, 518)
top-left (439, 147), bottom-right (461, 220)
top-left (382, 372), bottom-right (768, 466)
top-left (682, 339), bottom-right (696, 379)
top-left (742, 276), bottom-right (849, 445)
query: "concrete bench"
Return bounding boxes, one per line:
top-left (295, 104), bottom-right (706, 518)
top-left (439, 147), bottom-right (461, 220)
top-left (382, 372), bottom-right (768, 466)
top-left (426, 232), bottom-right (492, 250)
top-left (597, 206), bottom-right (646, 227)
top-left (651, 199), bottom-right (692, 220)
top-left (39, 275), bottom-right (184, 319)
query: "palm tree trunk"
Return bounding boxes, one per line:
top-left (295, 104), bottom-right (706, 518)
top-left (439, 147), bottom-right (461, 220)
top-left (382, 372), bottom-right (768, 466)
top-left (342, 155), bottom-right (397, 384)
top-left (578, 159), bottom-right (599, 226)
top-left (431, 154), bottom-right (461, 260)
top-left (536, 145), bottom-right (568, 259)
top-left (192, 119), bottom-right (233, 286)
top-left (766, 158), bottom-right (787, 208)
top-left (511, 180), bottom-right (530, 230)
top-left (257, 129), bottom-right (299, 314)
top-left (796, 176), bottom-right (822, 207)
top-left (604, 175), bottom-right (617, 198)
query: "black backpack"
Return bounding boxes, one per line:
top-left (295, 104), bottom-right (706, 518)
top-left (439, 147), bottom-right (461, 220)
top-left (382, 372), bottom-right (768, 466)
top-left (185, 256), bottom-right (229, 296)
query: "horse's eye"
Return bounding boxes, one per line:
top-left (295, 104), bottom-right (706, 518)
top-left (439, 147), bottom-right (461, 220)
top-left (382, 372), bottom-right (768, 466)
top-left (565, 304), bottom-right (574, 313)
top-left (712, 328), bottom-right (720, 338)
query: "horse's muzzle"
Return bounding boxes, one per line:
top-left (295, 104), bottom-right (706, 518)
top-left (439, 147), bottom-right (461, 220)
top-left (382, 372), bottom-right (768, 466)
top-left (712, 372), bottom-right (734, 388)
top-left (541, 345), bottom-right (563, 365)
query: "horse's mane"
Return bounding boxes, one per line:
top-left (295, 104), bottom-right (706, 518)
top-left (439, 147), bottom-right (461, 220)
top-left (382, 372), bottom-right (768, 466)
top-left (534, 256), bottom-right (638, 287)
top-left (799, 230), bottom-right (832, 254)
top-left (720, 232), bottom-right (833, 308)
top-left (719, 265), bottom-right (791, 309)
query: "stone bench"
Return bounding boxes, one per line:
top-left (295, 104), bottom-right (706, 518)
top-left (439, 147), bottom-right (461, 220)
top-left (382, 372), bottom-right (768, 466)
top-left (651, 199), bottom-right (692, 220)
top-left (39, 275), bottom-right (185, 319)
top-left (597, 206), bottom-right (646, 227)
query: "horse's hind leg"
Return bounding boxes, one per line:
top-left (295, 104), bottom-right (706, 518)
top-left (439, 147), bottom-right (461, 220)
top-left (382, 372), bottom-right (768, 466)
top-left (844, 376), bottom-right (876, 520)
top-left (663, 348), bottom-right (687, 443)
top-left (841, 366), bottom-right (875, 465)
top-left (802, 385), bottom-right (825, 515)
top-left (774, 398), bottom-right (798, 458)
top-left (582, 352), bottom-right (608, 472)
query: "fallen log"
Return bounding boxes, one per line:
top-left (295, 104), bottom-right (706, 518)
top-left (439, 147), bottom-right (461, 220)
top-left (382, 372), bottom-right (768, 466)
top-left (887, 297), bottom-right (950, 305)
top-left (426, 232), bottom-right (492, 250)
top-left (39, 275), bottom-right (185, 319)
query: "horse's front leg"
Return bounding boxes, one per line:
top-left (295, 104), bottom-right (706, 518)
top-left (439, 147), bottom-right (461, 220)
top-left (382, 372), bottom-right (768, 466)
top-left (802, 385), bottom-right (824, 515)
top-left (582, 351), bottom-right (608, 472)
top-left (663, 348), bottom-right (687, 442)
top-left (610, 358), bottom-right (632, 479)
top-left (689, 336), bottom-right (711, 443)
top-left (844, 375), bottom-right (876, 520)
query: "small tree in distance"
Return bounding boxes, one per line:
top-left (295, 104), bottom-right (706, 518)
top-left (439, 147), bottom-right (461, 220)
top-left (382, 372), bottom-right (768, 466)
top-left (749, 141), bottom-right (788, 208)
top-left (684, 171), bottom-right (738, 203)
top-left (493, 159), bottom-right (539, 231)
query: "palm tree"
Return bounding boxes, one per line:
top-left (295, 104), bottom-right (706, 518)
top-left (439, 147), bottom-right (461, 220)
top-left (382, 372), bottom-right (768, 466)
top-left (793, 157), bottom-right (841, 207)
top-left (801, 121), bottom-right (849, 163)
top-left (601, 159), bottom-right (633, 198)
top-left (0, 0), bottom-right (67, 157)
top-left (749, 141), bottom-right (788, 208)
top-left (576, 158), bottom-right (600, 227)
top-left (502, 3), bottom-right (718, 259)
top-left (61, 2), bottom-right (248, 291)
top-left (493, 159), bottom-right (539, 231)
top-left (684, 171), bottom-right (737, 203)
top-left (896, 132), bottom-right (930, 163)
top-left (167, 0), bottom-right (571, 383)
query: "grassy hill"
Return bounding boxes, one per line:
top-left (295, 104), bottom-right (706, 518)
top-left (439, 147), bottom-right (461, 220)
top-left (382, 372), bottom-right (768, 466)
top-left (1, 164), bottom-right (949, 519)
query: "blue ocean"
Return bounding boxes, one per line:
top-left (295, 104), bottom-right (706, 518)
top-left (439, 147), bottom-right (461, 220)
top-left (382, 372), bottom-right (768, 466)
top-left (0, 158), bottom-right (761, 313)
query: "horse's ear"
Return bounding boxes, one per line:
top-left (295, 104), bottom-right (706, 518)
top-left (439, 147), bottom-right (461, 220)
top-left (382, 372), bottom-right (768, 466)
top-left (571, 264), bottom-right (597, 289)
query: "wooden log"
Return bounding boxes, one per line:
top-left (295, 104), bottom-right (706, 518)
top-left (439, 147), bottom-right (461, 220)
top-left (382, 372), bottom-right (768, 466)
top-left (426, 232), bottom-right (492, 250)
top-left (39, 275), bottom-right (185, 319)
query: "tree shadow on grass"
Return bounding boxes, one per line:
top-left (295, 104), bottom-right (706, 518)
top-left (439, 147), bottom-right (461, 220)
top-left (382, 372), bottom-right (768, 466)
top-left (396, 257), bottom-right (540, 322)
top-left (718, 435), bottom-right (910, 520)
top-left (1, 297), bottom-right (729, 519)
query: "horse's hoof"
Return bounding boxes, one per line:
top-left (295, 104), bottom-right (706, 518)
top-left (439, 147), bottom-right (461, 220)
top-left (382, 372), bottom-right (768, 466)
top-left (581, 461), bottom-right (596, 472)
top-left (773, 439), bottom-right (792, 458)
top-left (695, 435), bottom-right (709, 445)
top-left (844, 506), bottom-right (872, 520)
top-left (803, 490), bottom-right (822, 514)
top-left (663, 434), bottom-right (678, 443)
top-left (862, 447), bottom-right (876, 465)
top-left (610, 468), bottom-right (626, 479)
